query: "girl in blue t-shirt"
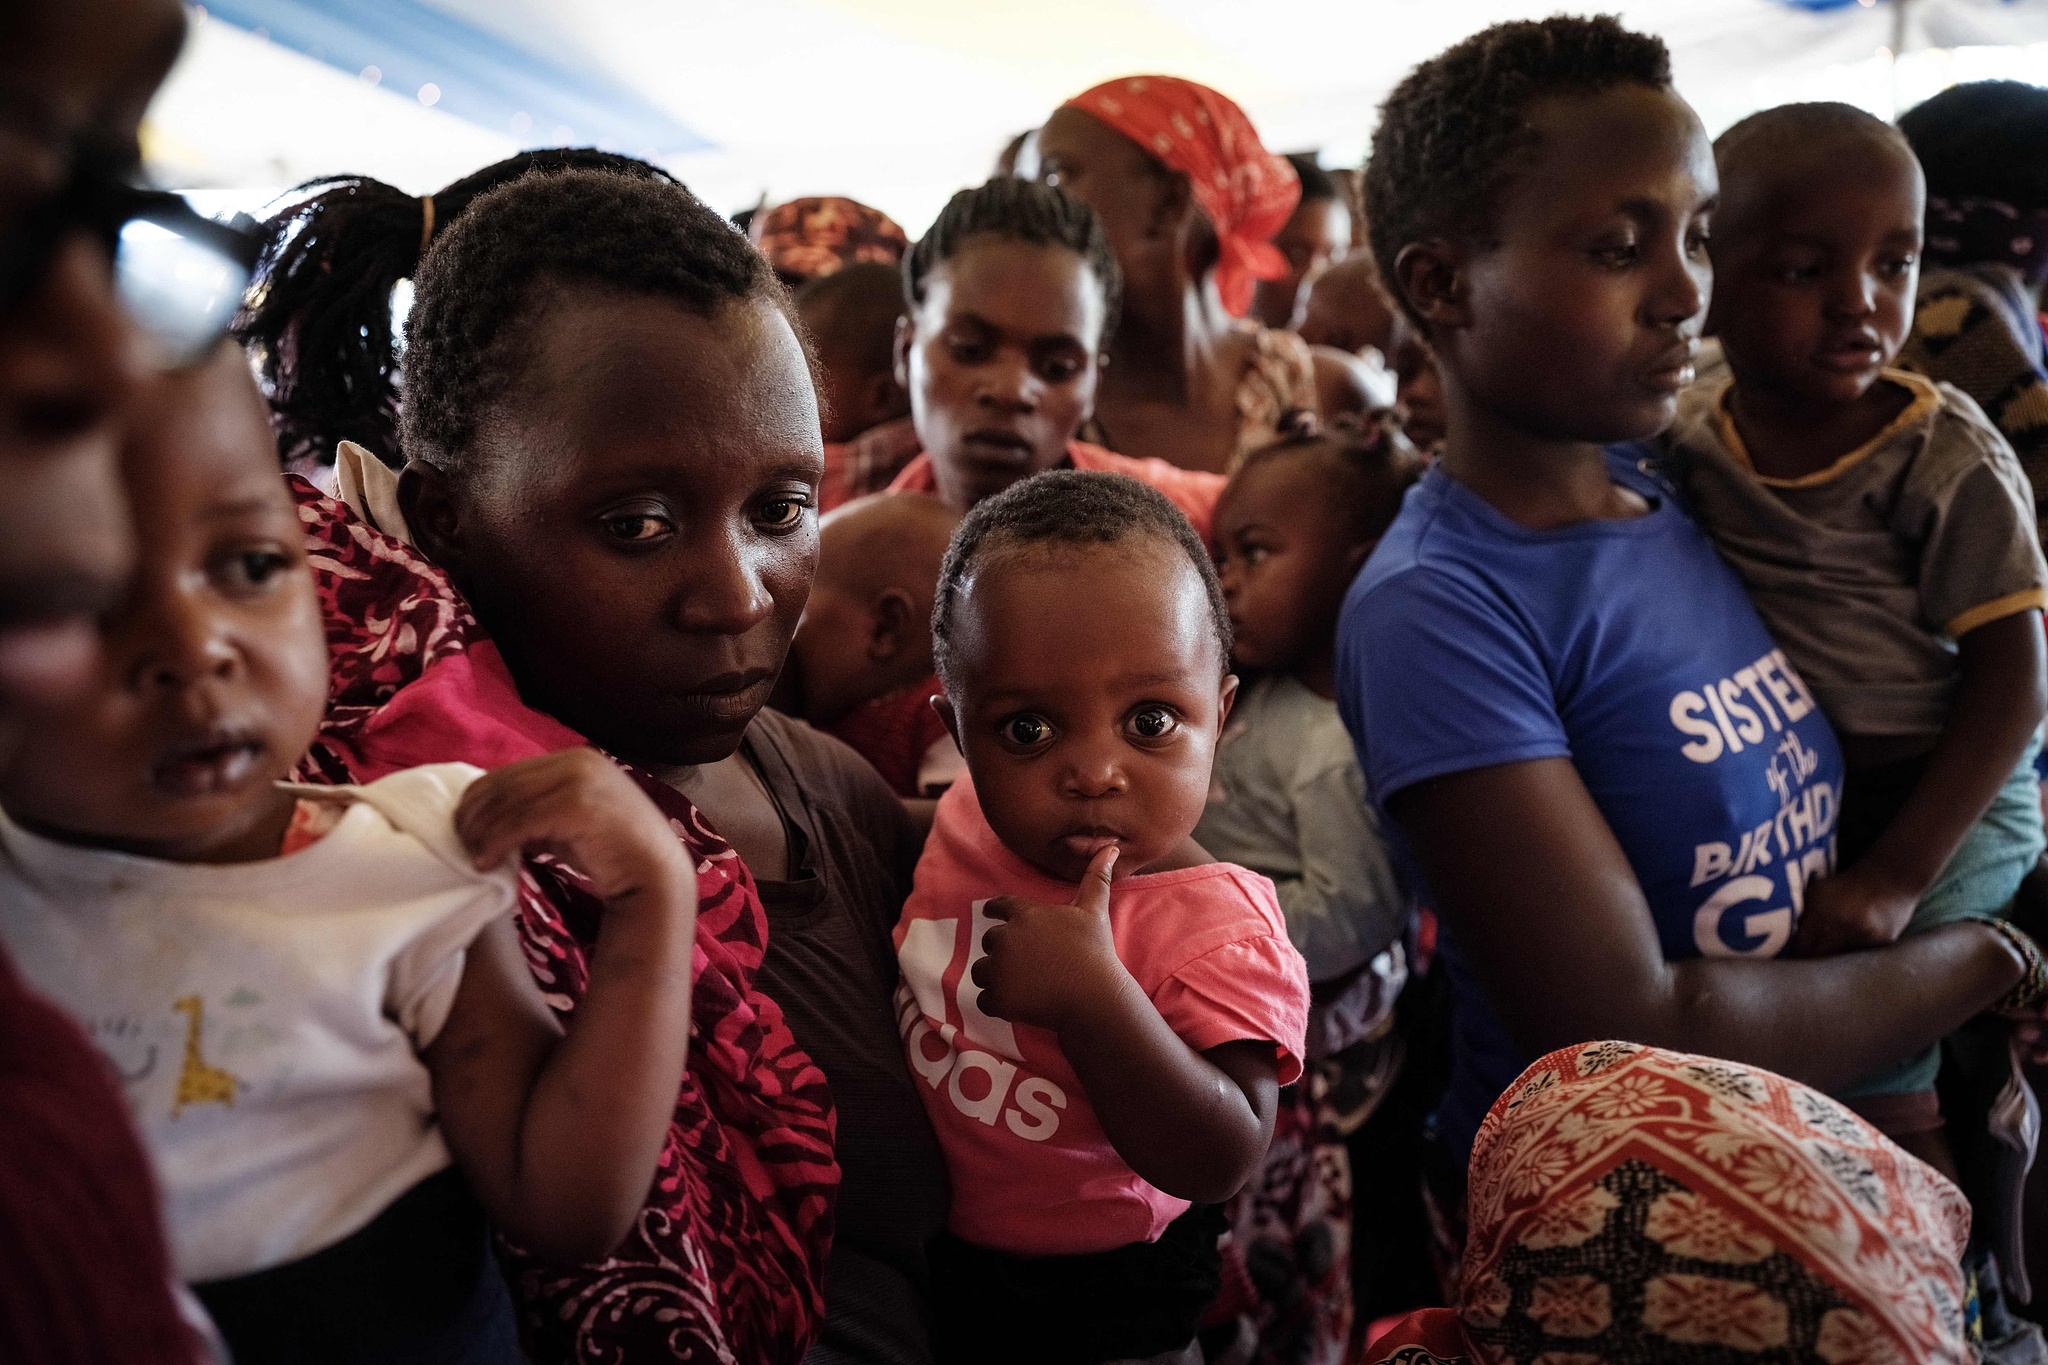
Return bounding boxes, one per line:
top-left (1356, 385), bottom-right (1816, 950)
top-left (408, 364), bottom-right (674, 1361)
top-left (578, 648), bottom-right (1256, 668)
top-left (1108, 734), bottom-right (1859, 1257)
top-left (1335, 15), bottom-right (2048, 1191)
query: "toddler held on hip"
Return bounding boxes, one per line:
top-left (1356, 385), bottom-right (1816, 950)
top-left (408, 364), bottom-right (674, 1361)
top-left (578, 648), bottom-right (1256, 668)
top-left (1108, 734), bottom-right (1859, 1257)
top-left (0, 344), bottom-right (699, 1365)
top-left (895, 469), bottom-right (1310, 1365)
top-left (1666, 103), bottom-right (2048, 1174)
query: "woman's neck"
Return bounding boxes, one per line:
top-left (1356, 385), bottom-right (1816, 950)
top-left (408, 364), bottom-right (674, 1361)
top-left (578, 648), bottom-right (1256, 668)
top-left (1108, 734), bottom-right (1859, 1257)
top-left (645, 745), bottom-right (791, 881)
top-left (1438, 385), bottom-right (1650, 531)
top-left (1102, 273), bottom-right (1227, 404)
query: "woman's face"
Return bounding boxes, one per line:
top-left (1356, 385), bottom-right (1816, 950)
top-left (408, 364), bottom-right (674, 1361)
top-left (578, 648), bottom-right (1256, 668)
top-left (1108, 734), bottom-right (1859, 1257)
top-left (899, 235), bottom-right (1105, 512)
top-left (1032, 105), bottom-right (1173, 278)
top-left (414, 287), bottom-right (823, 767)
top-left (1435, 84), bottom-right (1716, 446)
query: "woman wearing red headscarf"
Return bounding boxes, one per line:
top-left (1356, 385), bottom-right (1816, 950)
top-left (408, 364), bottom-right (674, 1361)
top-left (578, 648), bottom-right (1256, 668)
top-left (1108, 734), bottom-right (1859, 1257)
top-left (1031, 76), bottom-right (1362, 474)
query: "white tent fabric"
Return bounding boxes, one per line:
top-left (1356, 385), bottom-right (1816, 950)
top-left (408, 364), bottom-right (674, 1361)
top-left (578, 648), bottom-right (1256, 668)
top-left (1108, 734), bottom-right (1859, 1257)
top-left (150, 0), bottom-right (2048, 233)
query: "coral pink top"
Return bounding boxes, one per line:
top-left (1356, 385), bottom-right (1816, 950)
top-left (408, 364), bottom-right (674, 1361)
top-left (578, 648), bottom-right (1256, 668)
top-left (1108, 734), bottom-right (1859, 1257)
top-left (885, 439), bottom-right (1224, 541)
top-left (894, 775), bottom-right (1307, 1256)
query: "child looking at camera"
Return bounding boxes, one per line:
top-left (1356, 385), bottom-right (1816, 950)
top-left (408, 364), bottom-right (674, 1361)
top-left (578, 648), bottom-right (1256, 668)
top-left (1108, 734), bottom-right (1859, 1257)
top-left (1669, 102), bottom-right (2048, 1158)
top-left (0, 345), bottom-right (699, 1363)
top-left (896, 470), bottom-right (1309, 1365)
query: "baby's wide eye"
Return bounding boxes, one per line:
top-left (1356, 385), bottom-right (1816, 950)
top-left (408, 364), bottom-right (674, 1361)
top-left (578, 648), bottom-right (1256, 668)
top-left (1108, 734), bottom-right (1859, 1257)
top-left (1130, 707), bottom-right (1177, 740)
top-left (215, 548), bottom-right (292, 594)
top-left (1003, 715), bottom-right (1051, 746)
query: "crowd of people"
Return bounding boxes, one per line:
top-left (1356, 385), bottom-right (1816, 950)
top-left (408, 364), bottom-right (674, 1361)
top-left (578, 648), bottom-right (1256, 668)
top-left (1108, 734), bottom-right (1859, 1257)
top-left (7, 1), bottom-right (2048, 1362)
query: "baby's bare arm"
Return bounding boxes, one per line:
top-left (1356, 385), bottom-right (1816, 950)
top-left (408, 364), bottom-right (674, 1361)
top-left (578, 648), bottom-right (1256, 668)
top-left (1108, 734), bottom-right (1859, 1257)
top-left (425, 750), bottom-right (696, 1265)
top-left (1799, 610), bottom-right (2046, 954)
top-left (971, 847), bottom-right (1279, 1202)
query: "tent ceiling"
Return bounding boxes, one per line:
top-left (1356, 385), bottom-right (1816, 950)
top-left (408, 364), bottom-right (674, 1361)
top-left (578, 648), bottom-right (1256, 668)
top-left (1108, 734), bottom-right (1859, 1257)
top-left (150, 0), bottom-right (2048, 232)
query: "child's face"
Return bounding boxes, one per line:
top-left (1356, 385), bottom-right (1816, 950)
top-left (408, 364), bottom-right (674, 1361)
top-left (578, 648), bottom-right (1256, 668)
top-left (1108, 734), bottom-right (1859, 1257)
top-left (1256, 195), bottom-right (1352, 329)
top-left (1432, 84), bottom-right (1716, 446)
top-left (1706, 134), bottom-right (1923, 411)
top-left (898, 236), bottom-right (1105, 512)
top-left (0, 344), bottom-right (329, 863)
top-left (784, 497), bottom-right (954, 727)
top-left (1214, 452), bottom-right (1367, 676)
top-left (1390, 322), bottom-right (1447, 457)
top-left (945, 537), bottom-right (1233, 884)
top-left (409, 289), bottom-right (823, 769)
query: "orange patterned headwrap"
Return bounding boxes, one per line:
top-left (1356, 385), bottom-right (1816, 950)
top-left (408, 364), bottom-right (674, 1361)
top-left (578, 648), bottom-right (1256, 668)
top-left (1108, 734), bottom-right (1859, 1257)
top-left (749, 196), bottom-right (909, 284)
top-left (1365, 1042), bottom-right (1973, 1364)
top-left (1063, 76), bottom-right (1299, 318)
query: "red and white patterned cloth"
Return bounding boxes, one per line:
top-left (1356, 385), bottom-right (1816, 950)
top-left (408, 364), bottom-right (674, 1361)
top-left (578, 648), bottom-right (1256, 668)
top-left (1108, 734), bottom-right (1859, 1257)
top-left (1062, 76), bottom-right (1299, 318)
top-left (1366, 1042), bottom-right (1973, 1364)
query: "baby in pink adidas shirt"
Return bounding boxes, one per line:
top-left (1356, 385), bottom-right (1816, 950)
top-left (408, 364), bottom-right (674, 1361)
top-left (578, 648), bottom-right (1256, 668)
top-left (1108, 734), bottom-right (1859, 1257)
top-left (896, 469), bottom-right (1308, 1364)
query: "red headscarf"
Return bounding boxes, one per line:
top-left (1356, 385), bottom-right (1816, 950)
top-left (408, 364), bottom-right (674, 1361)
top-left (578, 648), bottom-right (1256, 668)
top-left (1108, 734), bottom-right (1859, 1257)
top-left (1365, 1042), bottom-right (1972, 1364)
top-left (1062, 76), bottom-right (1299, 318)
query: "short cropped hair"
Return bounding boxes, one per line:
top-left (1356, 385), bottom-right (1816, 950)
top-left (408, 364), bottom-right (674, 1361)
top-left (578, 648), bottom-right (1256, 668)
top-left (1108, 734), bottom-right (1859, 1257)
top-left (1364, 15), bottom-right (1672, 324)
top-left (402, 168), bottom-right (784, 474)
top-left (1715, 100), bottom-right (1907, 171)
top-left (931, 471), bottom-right (1231, 691)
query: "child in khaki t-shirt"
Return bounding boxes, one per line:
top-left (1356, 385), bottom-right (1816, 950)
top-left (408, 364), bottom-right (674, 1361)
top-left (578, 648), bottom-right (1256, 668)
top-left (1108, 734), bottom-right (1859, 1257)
top-left (1668, 104), bottom-right (2048, 1166)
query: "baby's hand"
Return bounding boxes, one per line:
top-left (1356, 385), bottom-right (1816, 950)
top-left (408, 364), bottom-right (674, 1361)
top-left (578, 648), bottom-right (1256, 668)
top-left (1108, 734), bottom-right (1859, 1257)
top-left (971, 846), bottom-right (1130, 1032)
top-left (1792, 862), bottom-right (1920, 957)
top-left (455, 749), bottom-right (694, 914)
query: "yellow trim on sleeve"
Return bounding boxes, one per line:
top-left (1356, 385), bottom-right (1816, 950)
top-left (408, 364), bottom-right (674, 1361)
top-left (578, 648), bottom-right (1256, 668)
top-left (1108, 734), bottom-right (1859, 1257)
top-left (1712, 370), bottom-right (1942, 489)
top-left (1946, 588), bottom-right (2048, 640)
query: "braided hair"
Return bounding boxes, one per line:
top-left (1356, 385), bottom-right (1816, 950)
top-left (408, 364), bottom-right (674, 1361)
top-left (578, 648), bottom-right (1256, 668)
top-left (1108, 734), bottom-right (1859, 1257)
top-left (1364, 15), bottom-right (1672, 325)
top-left (400, 167), bottom-right (785, 477)
top-left (234, 149), bottom-right (675, 470)
top-left (1235, 416), bottom-right (1423, 545)
top-left (931, 470), bottom-right (1230, 694)
top-left (903, 178), bottom-right (1122, 351)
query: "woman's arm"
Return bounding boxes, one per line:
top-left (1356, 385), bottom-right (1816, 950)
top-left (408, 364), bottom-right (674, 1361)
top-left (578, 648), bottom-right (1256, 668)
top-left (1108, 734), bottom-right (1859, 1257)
top-left (1799, 610), bottom-right (2048, 954)
top-left (1392, 756), bottom-right (2026, 1092)
top-left (971, 847), bottom-right (1280, 1202)
top-left (426, 750), bottom-right (696, 1265)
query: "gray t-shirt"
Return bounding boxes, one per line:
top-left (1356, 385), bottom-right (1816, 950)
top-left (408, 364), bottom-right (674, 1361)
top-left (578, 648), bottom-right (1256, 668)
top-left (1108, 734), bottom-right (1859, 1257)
top-left (1193, 672), bottom-right (1409, 983)
top-left (1670, 370), bottom-right (2048, 743)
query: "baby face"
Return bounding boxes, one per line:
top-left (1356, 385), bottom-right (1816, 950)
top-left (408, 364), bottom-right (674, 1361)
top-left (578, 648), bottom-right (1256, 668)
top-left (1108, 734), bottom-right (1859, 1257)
top-left (1707, 131), bottom-right (1924, 411)
top-left (0, 344), bottom-right (329, 863)
top-left (944, 535), bottom-right (1234, 884)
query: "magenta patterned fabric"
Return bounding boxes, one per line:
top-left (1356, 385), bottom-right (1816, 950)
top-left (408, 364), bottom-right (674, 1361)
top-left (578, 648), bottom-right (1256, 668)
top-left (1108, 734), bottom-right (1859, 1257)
top-left (290, 477), bottom-right (839, 1364)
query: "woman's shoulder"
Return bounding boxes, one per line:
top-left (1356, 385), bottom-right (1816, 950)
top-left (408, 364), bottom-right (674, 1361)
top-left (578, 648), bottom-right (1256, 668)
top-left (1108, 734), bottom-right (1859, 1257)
top-left (751, 708), bottom-right (911, 828)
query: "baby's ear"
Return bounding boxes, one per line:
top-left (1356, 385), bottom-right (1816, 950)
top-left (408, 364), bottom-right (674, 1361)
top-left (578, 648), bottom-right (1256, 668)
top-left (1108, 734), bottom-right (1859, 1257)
top-left (932, 693), bottom-right (960, 748)
top-left (1216, 672), bottom-right (1240, 730)
top-left (866, 370), bottom-right (909, 425)
top-left (869, 588), bottom-right (917, 662)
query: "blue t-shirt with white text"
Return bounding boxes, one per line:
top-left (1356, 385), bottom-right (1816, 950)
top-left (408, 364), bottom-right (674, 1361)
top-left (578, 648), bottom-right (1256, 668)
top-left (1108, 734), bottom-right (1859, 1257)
top-left (1334, 445), bottom-right (1844, 1161)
